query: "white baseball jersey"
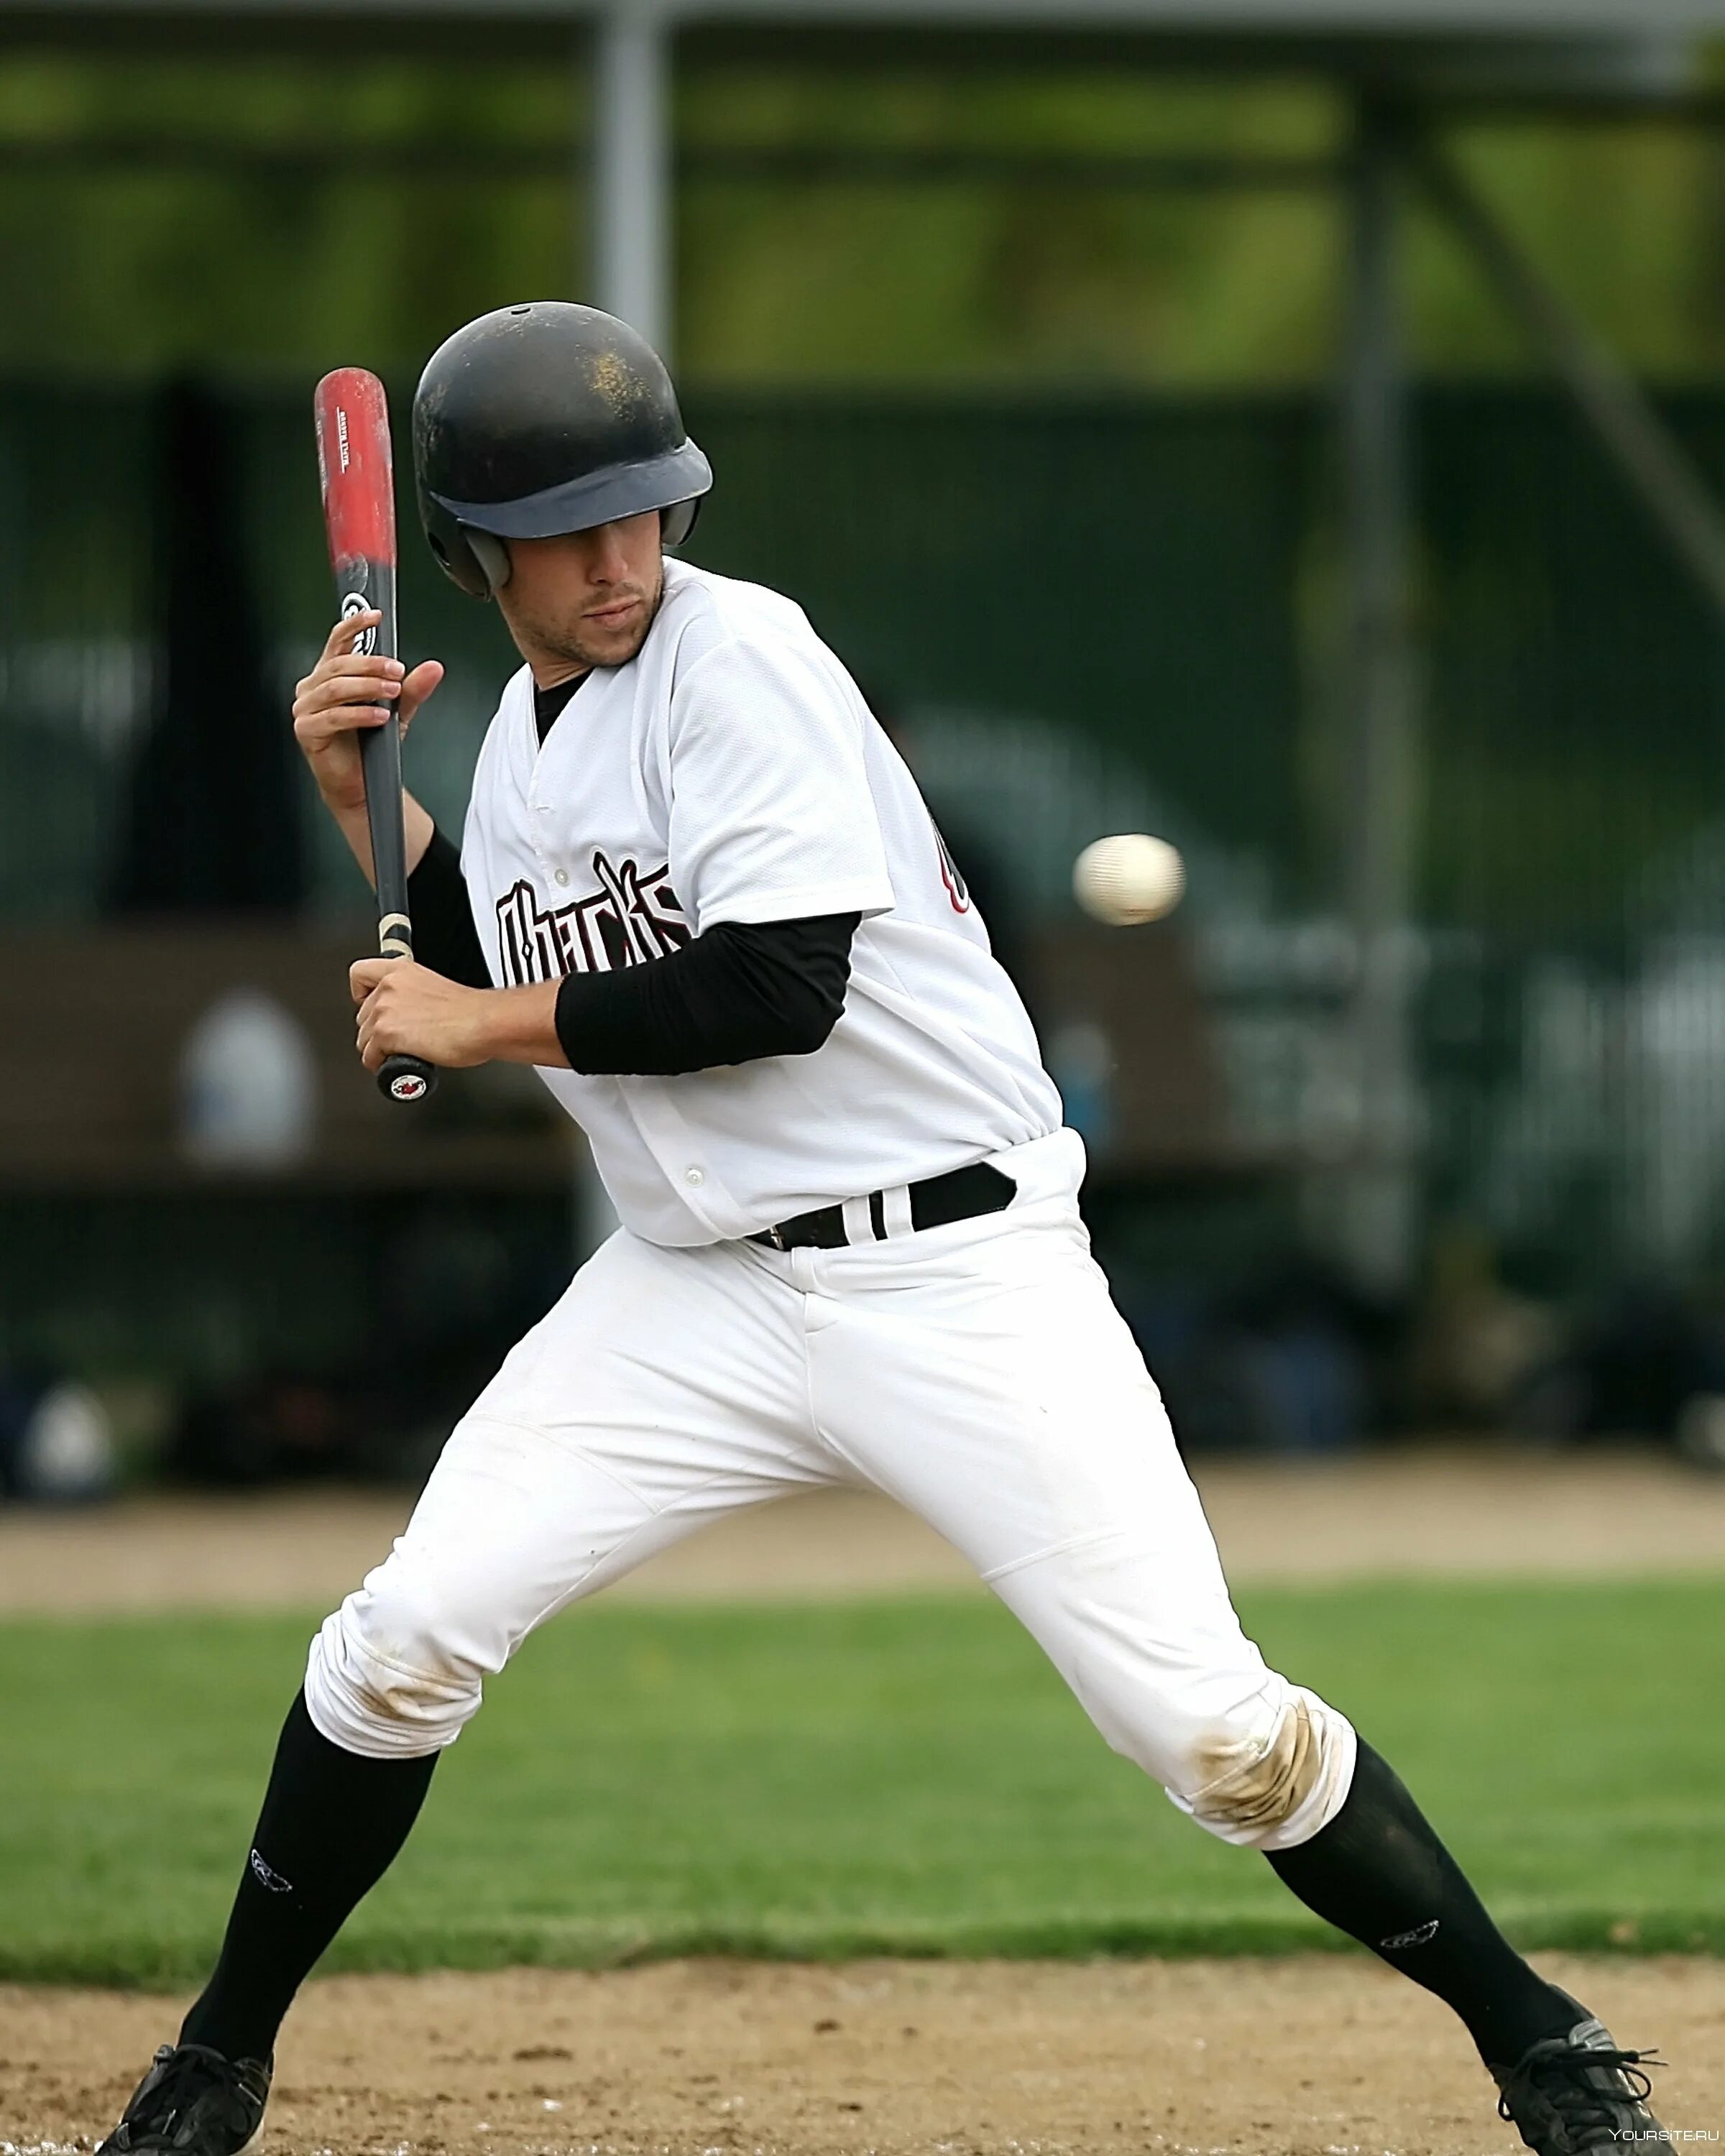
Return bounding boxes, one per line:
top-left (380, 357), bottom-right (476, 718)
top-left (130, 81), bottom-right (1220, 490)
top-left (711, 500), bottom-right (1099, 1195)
top-left (459, 557), bottom-right (1062, 1244)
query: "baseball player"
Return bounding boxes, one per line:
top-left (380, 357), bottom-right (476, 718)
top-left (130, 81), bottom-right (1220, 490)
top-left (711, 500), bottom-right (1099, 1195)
top-left (99, 303), bottom-right (1661, 2156)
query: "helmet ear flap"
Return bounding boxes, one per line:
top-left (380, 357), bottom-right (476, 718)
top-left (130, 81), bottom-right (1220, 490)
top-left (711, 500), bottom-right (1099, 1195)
top-left (465, 530), bottom-right (512, 591)
top-left (661, 497), bottom-right (701, 550)
top-left (422, 492), bottom-right (495, 599)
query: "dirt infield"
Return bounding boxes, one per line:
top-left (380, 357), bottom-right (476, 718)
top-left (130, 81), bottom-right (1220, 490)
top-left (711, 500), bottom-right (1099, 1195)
top-left (5, 1956), bottom-right (1716, 2156)
top-left (6, 1444), bottom-right (1725, 1614)
top-left (9, 1458), bottom-right (1722, 2154)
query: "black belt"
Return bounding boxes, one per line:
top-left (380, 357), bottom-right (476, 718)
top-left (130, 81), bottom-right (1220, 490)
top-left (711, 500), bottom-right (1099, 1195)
top-left (751, 1160), bottom-right (1016, 1251)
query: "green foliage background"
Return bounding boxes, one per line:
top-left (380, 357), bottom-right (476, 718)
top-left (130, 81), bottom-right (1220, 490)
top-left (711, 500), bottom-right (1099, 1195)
top-left (4, 48), bottom-right (1725, 385)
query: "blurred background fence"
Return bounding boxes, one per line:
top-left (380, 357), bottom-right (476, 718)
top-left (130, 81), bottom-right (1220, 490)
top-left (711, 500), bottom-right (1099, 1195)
top-left (9, 6), bottom-right (1725, 1485)
top-left (9, 382), bottom-right (1725, 1277)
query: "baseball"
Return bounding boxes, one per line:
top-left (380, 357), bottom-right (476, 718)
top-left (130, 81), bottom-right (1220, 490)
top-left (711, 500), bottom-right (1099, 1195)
top-left (1072, 832), bottom-right (1185, 926)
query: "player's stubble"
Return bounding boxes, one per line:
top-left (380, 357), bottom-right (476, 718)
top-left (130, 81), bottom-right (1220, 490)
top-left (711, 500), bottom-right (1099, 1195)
top-left (494, 517), bottom-right (666, 682)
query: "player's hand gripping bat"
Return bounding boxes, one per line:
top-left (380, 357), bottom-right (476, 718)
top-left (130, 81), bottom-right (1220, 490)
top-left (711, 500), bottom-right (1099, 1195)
top-left (313, 368), bottom-right (438, 1105)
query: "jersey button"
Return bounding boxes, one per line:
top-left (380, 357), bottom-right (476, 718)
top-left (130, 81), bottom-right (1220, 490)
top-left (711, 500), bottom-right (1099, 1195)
top-left (684, 1166), bottom-right (706, 1187)
top-left (553, 870), bottom-right (569, 887)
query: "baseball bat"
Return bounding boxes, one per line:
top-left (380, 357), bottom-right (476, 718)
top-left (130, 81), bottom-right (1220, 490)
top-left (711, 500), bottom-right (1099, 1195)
top-left (313, 367), bottom-right (437, 1105)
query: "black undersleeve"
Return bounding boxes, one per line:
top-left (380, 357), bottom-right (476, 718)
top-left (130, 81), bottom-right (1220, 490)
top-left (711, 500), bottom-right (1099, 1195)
top-left (405, 826), bottom-right (492, 988)
top-left (553, 911), bottom-right (858, 1074)
top-left (408, 824), bottom-right (858, 1077)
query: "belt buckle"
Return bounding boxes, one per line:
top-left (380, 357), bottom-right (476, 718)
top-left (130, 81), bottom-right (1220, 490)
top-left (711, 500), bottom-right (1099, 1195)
top-left (767, 1223), bottom-right (787, 1251)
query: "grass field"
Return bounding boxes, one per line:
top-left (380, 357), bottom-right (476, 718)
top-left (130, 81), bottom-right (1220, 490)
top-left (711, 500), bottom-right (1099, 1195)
top-left (4, 1579), bottom-right (1722, 1989)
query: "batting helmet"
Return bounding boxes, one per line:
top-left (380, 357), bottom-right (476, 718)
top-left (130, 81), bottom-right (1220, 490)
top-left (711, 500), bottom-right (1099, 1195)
top-left (412, 301), bottom-right (712, 599)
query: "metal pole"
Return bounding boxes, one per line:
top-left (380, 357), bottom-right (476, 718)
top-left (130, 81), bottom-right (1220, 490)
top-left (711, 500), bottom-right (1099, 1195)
top-left (1338, 96), bottom-right (1420, 1296)
top-left (1413, 136), bottom-right (1725, 620)
top-left (591, 0), bottom-right (671, 355)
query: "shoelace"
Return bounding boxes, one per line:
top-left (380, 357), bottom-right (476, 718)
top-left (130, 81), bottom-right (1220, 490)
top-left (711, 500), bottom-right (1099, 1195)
top-left (125, 2046), bottom-right (249, 2140)
top-left (1498, 2041), bottom-right (1661, 2142)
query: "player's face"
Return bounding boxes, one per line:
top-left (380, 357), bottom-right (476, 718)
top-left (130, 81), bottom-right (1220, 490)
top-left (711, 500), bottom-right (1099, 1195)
top-left (496, 512), bottom-right (665, 677)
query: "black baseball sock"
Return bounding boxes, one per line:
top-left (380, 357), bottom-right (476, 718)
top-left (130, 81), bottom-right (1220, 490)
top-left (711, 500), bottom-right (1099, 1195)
top-left (1266, 1738), bottom-right (1576, 2068)
top-left (179, 1689), bottom-right (438, 2063)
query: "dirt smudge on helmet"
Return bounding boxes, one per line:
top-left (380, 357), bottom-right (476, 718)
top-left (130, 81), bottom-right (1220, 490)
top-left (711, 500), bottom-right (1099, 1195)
top-left (589, 348), bottom-right (640, 414)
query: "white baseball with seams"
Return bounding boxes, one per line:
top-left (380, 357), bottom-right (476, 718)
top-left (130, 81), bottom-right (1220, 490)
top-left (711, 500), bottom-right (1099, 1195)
top-left (1073, 832), bottom-right (1185, 926)
top-left (303, 557), bottom-right (1356, 1851)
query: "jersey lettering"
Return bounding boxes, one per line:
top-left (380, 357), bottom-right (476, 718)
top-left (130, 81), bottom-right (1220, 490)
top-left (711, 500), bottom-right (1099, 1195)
top-left (463, 563), bottom-right (1058, 1242)
top-left (495, 850), bottom-right (691, 985)
top-left (932, 822), bottom-right (971, 913)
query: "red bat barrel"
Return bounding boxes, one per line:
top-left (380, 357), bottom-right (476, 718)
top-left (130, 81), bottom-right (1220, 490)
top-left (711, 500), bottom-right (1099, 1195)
top-left (313, 368), bottom-right (437, 1105)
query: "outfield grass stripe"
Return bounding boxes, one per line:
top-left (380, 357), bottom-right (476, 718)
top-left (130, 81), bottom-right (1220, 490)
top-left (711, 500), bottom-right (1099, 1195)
top-left (3, 1583), bottom-right (1721, 1986)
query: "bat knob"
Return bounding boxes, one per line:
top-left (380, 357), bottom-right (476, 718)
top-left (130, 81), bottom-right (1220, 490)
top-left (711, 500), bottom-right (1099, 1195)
top-left (378, 1054), bottom-right (438, 1105)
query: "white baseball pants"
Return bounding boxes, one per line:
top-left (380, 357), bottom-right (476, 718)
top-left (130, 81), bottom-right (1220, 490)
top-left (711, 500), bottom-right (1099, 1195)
top-left (305, 1129), bottom-right (1356, 1851)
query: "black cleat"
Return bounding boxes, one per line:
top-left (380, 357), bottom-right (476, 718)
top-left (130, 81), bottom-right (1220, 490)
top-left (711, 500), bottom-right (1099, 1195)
top-left (1493, 1999), bottom-right (1664, 2155)
top-left (96, 2042), bottom-right (272, 2156)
